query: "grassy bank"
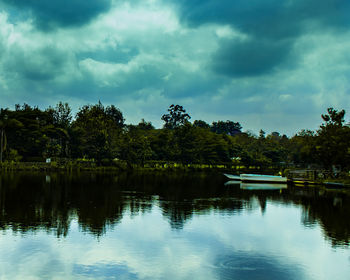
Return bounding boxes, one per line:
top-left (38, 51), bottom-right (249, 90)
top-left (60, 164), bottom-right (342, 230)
top-left (0, 160), bottom-right (284, 174)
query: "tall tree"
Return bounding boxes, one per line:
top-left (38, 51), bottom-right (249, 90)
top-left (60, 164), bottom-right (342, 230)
top-left (71, 102), bottom-right (124, 162)
top-left (45, 102), bottom-right (73, 157)
top-left (317, 108), bottom-right (350, 171)
top-left (105, 105), bottom-right (125, 128)
top-left (321, 107), bottom-right (345, 127)
top-left (51, 102), bottom-right (72, 128)
top-left (161, 104), bottom-right (191, 129)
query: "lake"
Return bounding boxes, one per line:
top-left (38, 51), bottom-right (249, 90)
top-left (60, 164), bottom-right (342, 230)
top-left (0, 172), bottom-right (349, 279)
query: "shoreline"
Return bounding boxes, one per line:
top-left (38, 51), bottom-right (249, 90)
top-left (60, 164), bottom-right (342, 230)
top-left (1, 162), bottom-right (350, 189)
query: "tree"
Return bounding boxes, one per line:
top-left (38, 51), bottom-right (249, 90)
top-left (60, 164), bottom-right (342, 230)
top-left (45, 102), bottom-right (72, 157)
top-left (48, 102), bottom-right (72, 128)
top-left (290, 130), bottom-right (317, 166)
top-left (149, 129), bottom-right (174, 161)
top-left (321, 107), bottom-right (345, 127)
top-left (71, 102), bottom-right (124, 162)
top-left (211, 120), bottom-right (242, 136)
top-left (0, 114), bottom-right (8, 162)
top-left (119, 126), bottom-right (153, 167)
top-left (259, 129), bottom-right (265, 139)
top-left (193, 120), bottom-right (210, 129)
top-left (191, 127), bottom-right (230, 164)
top-left (105, 104), bottom-right (125, 128)
top-left (2, 104), bottom-right (51, 161)
top-left (316, 108), bottom-right (350, 171)
top-left (137, 119), bottom-right (154, 130)
top-left (161, 104), bottom-right (191, 129)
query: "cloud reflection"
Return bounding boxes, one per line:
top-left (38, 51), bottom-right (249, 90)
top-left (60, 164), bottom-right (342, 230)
top-left (73, 263), bottom-right (138, 279)
top-left (214, 253), bottom-right (304, 280)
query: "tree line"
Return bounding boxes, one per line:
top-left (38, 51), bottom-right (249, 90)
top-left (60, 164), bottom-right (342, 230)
top-left (0, 102), bottom-right (349, 172)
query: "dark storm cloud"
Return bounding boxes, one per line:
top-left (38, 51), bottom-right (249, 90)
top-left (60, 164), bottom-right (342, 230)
top-left (4, 46), bottom-right (69, 81)
top-left (0, 0), bottom-right (112, 30)
top-left (212, 38), bottom-right (294, 77)
top-left (171, 0), bottom-right (298, 39)
top-left (166, 0), bottom-right (350, 77)
top-left (170, 0), bottom-right (350, 34)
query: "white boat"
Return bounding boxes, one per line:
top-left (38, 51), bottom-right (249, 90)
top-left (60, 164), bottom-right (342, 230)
top-left (240, 183), bottom-right (287, 190)
top-left (223, 173), bottom-right (241, 180)
top-left (224, 173), bottom-right (287, 183)
top-left (240, 174), bottom-right (287, 183)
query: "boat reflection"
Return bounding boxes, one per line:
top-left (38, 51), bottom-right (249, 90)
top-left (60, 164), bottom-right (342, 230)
top-left (224, 180), bottom-right (241, 186)
top-left (240, 182), bottom-right (287, 190)
top-left (224, 181), bottom-right (287, 190)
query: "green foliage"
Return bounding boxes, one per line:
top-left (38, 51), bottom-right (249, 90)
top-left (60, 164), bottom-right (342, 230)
top-left (211, 120), bottom-right (242, 136)
top-left (321, 107), bottom-right (345, 127)
top-left (316, 108), bottom-right (350, 170)
top-left (259, 129), bottom-right (265, 139)
top-left (1, 103), bottom-right (350, 172)
top-left (290, 130), bottom-right (317, 166)
top-left (193, 120), bottom-right (210, 129)
top-left (161, 104), bottom-right (191, 129)
top-left (47, 101), bottom-right (72, 128)
top-left (1, 104), bottom-right (53, 160)
top-left (119, 127), bottom-right (152, 167)
top-left (149, 129), bottom-right (175, 161)
top-left (71, 102), bottom-right (124, 162)
top-left (137, 119), bottom-right (154, 130)
top-left (8, 148), bottom-right (22, 162)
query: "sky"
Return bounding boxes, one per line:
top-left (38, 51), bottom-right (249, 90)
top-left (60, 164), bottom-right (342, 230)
top-left (0, 0), bottom-right (350, 135)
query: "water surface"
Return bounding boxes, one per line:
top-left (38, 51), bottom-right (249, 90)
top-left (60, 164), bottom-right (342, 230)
top-left (0, 172), bottom-right (349, 279)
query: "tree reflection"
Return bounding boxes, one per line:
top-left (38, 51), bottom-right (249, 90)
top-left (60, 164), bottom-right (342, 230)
top-left (0, 172), bottom-right (349, 246)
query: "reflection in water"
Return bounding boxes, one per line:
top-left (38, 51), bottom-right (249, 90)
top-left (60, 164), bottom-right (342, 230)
top-left (0, 172), bottom-right (350, 279)
top-left (215, 253), bottom-right (304, 280)
top-left (240, 182), bottom-right (287, 190)
top-left (73, 263), bottom-right (138, 279)
top-left (0, 172), bottom-right (349, 245)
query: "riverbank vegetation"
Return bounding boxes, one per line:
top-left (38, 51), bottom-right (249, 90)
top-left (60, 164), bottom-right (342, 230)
top-left (1, 102), bottom-right (350, 177)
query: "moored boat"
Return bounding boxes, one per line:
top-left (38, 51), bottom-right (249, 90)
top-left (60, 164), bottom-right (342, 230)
top-left (240, 174), bottom-right (287, 183)
top-left (223, 173), bottom-right (241, 181)
top-left (224, 173), bottom-right (287, 183)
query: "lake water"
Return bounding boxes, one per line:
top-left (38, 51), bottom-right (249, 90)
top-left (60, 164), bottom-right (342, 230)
top-left (0, 172), bottom-right (349, 279)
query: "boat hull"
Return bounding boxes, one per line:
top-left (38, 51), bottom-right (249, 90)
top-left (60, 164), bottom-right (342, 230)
top-left (223, 173), bottom-right (241, 181)
top-left (240, 174), bottom-right (287, 183)
top-left (224, 173), bottom-right (287, 183)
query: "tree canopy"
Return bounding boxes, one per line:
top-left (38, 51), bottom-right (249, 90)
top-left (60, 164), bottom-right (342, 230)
top-left (161, 104), bottom-right (191, 129)
top-left (0, 103), bottom-right (349, 174)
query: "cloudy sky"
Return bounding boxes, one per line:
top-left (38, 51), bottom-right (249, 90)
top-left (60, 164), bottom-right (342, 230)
top-left (0, 0), bottom-right (350, 135)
